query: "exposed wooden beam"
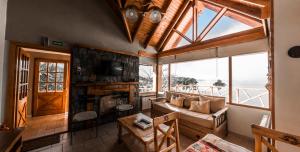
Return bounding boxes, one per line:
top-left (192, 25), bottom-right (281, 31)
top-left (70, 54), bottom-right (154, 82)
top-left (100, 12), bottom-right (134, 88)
top-left (238, 0), bottom-right (270, 7)
top-left (203, 2), bottom-right (262, 27)
top-left (158, 27), bottom-right (265, 57)
top-left (138, 50), bottom-right (157, 58)
top-left (132, 0), bottom-right (152, 42)
top-left (157, 0), bottom-right (192, 51)
top-left (192, 0), bottom-right (198, 41)
top-left (200, 0), bottom-right (270, 19)
top-left (172, 29), bottom-right (193, 44)
top-left (196, 7), bottom-right (227, 41)
top-left (117, 0), bottom-right (133, 43)
top-left (143, 0), bottom-right (173, 49)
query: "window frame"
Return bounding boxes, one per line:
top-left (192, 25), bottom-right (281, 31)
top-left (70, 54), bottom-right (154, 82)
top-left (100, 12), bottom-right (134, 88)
top-left (160, 53), bottom-right (270, 111)
top-left (228, 54), bottom-right (271, 111)
top-left (138, 64), bottom-right (157, 93)
top-left (38, 61), bottom-right (66, 93)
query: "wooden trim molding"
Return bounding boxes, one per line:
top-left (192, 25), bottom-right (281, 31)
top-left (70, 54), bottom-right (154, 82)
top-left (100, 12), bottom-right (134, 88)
top-left (77, 43), bottom-right (139, 57)
top-left (200, 0), bottom-right (270, 19)
top-left (158, 27), bottom-right (266, 57)
top-left (4, 41), bottom-right (71, 128)
top-left (228, 103), bottom-right (271, 111)
top-left (138, 50), bottom-right (157, 58)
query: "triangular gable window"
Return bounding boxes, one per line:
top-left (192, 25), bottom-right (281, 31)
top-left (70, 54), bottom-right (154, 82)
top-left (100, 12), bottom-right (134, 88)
top-left (203, 15), bottom-right (253, 41)
top-left (176, 8), bottom-right (219, 48)
top-left (164, 2), bottom-right (262, 51)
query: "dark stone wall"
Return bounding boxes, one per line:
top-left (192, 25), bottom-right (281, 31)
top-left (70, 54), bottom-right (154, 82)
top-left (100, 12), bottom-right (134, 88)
top-left (71, 47), bottom-right (139, 84)
top-left (70, 47), bottom-right (139, 125)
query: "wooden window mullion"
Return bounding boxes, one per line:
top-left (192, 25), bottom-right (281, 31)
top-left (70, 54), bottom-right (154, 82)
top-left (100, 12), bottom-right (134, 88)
top-left (229, 57), bottom-right (232, 104)
top-left (46, 62), bottom-right (49, 93)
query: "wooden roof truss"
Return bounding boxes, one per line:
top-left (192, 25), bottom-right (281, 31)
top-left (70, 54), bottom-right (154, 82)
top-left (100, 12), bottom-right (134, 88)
top-left (107, 0), bottom-right (270, 54)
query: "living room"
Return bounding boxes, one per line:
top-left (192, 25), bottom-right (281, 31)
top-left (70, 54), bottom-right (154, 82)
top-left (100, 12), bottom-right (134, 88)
top-left (0, 0), bottom-right (300, 152)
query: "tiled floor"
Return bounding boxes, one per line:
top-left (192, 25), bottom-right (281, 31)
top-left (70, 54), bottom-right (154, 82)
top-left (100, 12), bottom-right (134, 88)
top-left (23, 113), bottom-right (68, 141)
top-left (27, 122), bottom-right (254, 152)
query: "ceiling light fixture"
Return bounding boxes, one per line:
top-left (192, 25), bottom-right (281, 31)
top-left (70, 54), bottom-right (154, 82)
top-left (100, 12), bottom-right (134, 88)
top-left (123, 1), bottom-right (164, 23)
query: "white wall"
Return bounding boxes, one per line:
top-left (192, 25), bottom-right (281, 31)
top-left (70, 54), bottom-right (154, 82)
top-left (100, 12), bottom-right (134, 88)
top-left (5, 0), bottom-right (156, 53)
top-left (227, 105), bottom-right (270, 137)
top-left (274, 0), bottom-right (300, 151)
top-left (0, 0), bottom-right (8, 123)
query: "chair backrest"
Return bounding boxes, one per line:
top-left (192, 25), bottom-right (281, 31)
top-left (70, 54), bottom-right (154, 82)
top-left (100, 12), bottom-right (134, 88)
top-left (153, 112), bottom-right (181, 152)
top-left (252, 114), bottom-right (300, 152)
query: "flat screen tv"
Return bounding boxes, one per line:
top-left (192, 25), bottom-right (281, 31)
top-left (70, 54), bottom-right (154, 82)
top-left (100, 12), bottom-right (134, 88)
top-left (94, 60), bottom-right (124, 76)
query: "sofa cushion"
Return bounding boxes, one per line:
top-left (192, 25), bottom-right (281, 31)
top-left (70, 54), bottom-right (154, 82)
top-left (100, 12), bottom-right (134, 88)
top-left (183, 96), bottom-right (200, 108)
top-left (170, 96), bottom-right (185, 107)
top-left (200, 95), bottom-right (225, 113)
top-left (152, 102), bottom-right (214, 129)
top-left (165, 91), bottom-right (172, 102)
top-left (179, 108), bottom-right (214, 129)
top-left (189, 100), bottom-right (210, 114)
top-left (152, 102), bottom-right (180, 114)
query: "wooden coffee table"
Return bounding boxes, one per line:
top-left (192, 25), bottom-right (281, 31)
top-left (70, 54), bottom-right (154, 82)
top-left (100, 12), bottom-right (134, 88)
top-left (117, 113), bottom-right (168, 152)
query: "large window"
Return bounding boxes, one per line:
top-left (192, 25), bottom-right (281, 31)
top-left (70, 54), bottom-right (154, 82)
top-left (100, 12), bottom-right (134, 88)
top-left (156, 51), bottom-right (269, 109)
top-left (139, 65), bottom-right (156, 93)
top-left (170, 58), bottom-right (229, 99)
top-left (232, 52), bottom-right (269, 108)
top-left (161, 64), bottom-right (169, 92)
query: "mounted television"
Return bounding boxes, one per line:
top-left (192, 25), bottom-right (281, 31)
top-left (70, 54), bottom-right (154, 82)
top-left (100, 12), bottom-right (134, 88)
top-left (94, 60), bottom-right (124, 76)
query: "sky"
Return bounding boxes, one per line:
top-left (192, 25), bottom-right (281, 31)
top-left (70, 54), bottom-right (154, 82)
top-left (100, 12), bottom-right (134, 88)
top-left (171, 52), bottom-right (268, 87)
top-left (170, 8), bottom-right (267, 88)
top-left (177, 8), bottom-right (252, 46)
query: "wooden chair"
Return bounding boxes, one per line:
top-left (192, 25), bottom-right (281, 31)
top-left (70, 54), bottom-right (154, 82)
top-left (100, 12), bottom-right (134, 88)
top-left (153, 112), bottom-right (181, 152)
top-left (252, 114), bottom-right (300, 152)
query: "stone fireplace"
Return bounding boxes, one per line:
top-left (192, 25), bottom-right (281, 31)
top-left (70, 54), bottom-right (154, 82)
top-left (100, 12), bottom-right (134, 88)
top-left (73, 82), bottom-right (139, 123)
top-left (98, 93), bottom-right (129, 116)
top-left (70, 47), bottom-right (139, 127)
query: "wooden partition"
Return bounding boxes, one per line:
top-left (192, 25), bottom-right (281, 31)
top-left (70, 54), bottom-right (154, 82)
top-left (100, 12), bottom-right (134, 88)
top-left (252, 115), bottom-right (300, 152)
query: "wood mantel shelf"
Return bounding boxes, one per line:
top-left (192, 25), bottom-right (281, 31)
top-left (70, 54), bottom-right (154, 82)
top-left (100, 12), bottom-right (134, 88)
top-left (74, 82), bottom-right (139, 87)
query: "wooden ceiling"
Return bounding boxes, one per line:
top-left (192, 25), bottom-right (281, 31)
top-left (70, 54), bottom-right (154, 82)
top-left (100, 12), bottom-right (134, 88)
top-left (107, 0), bottom-right (270, 52)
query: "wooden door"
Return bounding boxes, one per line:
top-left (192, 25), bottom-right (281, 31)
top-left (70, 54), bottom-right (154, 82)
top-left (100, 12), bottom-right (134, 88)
top-left (33, 60), bottom-right (68, 116)
top-left (16, 53), bottom-right (30, 127)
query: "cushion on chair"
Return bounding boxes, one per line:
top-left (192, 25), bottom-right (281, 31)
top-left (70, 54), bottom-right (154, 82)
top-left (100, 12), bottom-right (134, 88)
top-left (73, 111), bottom-right (97, 122)
top-left (189, 100), bottom-right (210, 114)
top-left (200, 95), bottom-right (225, 113)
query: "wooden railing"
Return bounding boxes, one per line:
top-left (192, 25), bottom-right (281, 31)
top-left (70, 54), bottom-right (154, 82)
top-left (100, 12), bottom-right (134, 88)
top-left (170, 85), bottom-right (269, 108)
top-left (252, 115), bottom-right (300, 152)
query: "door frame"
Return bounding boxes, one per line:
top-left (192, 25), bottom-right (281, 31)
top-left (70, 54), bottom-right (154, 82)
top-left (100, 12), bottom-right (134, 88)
top-left (5, 41), bottom-right (70, 128)
top-left (32, 58), bottom-right (70, 117)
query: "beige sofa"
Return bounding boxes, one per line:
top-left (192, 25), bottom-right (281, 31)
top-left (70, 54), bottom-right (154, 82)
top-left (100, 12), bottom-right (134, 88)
top-left (151, 91), bottom-right (228, 140)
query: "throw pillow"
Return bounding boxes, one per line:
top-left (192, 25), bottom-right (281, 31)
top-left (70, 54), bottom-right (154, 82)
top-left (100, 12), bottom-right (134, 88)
top-left (183, 96), bottom-right (200, 108)
top-left (199, 95), bottom-right (225, 113)
top-left (170, 96), bottom-right (185, 107)
top-left (165, 91), bottom-right (172, 102)
top-left (189, 100), bottom-right (210, 114)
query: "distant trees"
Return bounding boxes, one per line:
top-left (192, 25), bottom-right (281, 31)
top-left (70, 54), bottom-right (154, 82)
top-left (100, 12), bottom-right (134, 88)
top-left (171, 76), bottom-right (198, 86)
